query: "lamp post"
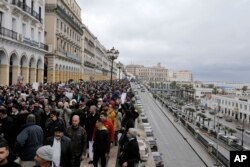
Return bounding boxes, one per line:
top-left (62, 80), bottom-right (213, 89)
top-left (117, 62), bottom-right (122, 82)
top-left (107, 47), bottom-right (119, 87)
top-left (242, 117), bottom-right (245, 150)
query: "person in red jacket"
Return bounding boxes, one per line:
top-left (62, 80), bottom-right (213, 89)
top-left (100, 112), bottom-right (115, 144)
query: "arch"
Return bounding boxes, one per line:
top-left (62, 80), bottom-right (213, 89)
top-left (9, 53), bottom-right (19, 66)
top-left (0, 48), bottom-right (8, 64)
top-left (20, 54), bottom-right (28, 67)
top-left (44, 57), bottom-right (48, 83)
top-left (9, 53), bottom-right (19, 85)
top-left (37, 58), bottom-right (43, 69)
top-left (29, 56), bottom-right (36, 68)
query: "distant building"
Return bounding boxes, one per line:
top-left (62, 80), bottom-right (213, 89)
top-left (126, 63), bottom-right (168, 82)
top-left (169, 70), bottom-right (193, 82)
top-left (201, 94), bottom-right (250, 123)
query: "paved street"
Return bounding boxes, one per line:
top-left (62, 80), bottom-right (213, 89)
top-left (136, 87), bottom-right (216, 167)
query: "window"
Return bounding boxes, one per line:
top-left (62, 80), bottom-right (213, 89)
top-left (31, 28), bottom-right (34, 40)
top-left (57, 19), bottom-right (59, 29)
top-left (12, 18), bottom-right (16, 31)
top-left (38, 31), bottom-right (41, 43)
top-left (22, 23), bottom-right (26, 36)
top-left (61, 22), bottom-right (63, 31)
top-left (240, 104), bottom-right (242, 109)
top-left (244, 105), bottom-right (247, 110)
top-left (0, 11), bottom-right (3, 27)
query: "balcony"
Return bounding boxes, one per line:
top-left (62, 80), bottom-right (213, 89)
top-left (66, 52), bottom-right (81, 63)
top-left (56, 5), bottom-right (83, 35)
top-left (21, 37), bottom-right (48, 51)
top-left (11, 0), bottom-right (42, 23)
top-left (0, 26), bottom-right (18, 40)
top-left (84, 60), bottom-right (96, 69)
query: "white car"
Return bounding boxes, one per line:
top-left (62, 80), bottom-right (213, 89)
top-left (137, 139), bottom-right (149, 161)
top-left (245, 130), bottom-right (250, 135)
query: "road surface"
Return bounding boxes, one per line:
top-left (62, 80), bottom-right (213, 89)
top-left (136, 88), bottom-right (214, 167)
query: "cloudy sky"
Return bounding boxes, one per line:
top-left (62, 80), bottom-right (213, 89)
top-left (79, 0), bottom-right (250, 82)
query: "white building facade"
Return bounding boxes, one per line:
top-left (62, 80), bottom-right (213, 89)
top-left (202, 95), bottom-right (250, 123)
top-left (0, 0), bottom-right (47, 85)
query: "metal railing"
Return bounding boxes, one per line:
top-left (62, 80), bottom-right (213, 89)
top-left (12, 0), bottom-right (42, 22)
top-left (0, 26), bottom-right (17, 40)
top-left (39, 43), bottom-right (48, 51)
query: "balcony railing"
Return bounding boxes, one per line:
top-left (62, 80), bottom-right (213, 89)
top-left (0, 26), bottom-right (18, 40)
top-left (84, 61), bottom-right (96, 68)
top-left (39, 43), bottom-right (48, 51)
top-left (66, 52), bottom-right (81, 63)
top-left (12, 0), bottom-right (42, 23)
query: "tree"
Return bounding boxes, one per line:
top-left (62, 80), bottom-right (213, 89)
top-left (223, 126), bottom-right (229, 136)
top-left (170, 81), bottom-right (177, 89)
top-left (212, 87), bottom-right (218, 95)
top-left (208, 84), bottom-right (214, 88)
top-left (197, 113), bottom-right (203, 122)
top-left (200, 114), bottom-right (207, 124)
top-left (242, 86), bottom-right (248, 93)
top-left (228, 128), bottom-right (237, 136)
top-left (205, 118), bottom-right (212, 127)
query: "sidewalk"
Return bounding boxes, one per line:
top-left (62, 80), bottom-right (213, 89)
top-left (80, 146), bottom-right (118, 167)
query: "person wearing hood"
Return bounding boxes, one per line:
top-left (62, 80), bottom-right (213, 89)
top-left (15, 114), bottom-right (44, 167)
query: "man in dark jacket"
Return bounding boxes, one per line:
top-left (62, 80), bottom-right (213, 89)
top-left (119, 128), bottom-right (140, 167)
top-left (85, 105), bottom-right (99, 163)
top-left (46, 126), bottom-right (71, 167)
top-left (45, 110), bottom-right (65, 138)
top-left (66, 115), bottom-right (87, 167)
top-left (93, 118), bottom-right (110, 167)
top-left (15, 114), bottom-right (44, 167)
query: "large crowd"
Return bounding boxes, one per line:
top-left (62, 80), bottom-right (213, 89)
top-left (0, 79), bottom-right (140, 167)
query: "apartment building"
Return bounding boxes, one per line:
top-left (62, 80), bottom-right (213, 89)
top-left (44, 0), bottom-right (83, 82)
top-left (0, 0), bottom-right (48, 85)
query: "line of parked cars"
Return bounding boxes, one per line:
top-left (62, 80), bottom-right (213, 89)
top-left (139, 109), bottom-right (164, 167)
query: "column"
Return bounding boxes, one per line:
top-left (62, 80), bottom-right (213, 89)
top-left (0, 64), bottom-right (8, 86)
top-left (29, 68), bottom-right (37, 83)
top-left (12, 65), bottom-right (20, 85)
top-left (38, 69), bottom-right (44, 83)
top-left (22, 67), bottom-right (29, 84)
top-left (47, 57), bottom-right (55, 83)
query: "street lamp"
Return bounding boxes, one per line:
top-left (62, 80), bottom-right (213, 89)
top-left (107, 47), bottom-right (119, 87)
top-left (117, 62), bottom-right (122, 82)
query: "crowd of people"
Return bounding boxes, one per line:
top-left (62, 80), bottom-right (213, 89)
top-left (0, 79), bottom-right (141, 167)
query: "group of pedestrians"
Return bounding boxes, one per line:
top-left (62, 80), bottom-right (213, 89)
top-left (0, 79), bottom-right (141, 167)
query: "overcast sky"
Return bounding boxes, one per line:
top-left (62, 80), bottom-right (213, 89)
top-left (79, 0), bottom-right (250, 82)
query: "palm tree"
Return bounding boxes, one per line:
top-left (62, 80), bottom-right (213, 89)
top-left (224, 126), bottom-right (229, 136)
top-left (228, 128), bottom-right (237, 136)
top-left (188, 108), bottom-right (196, 120)
top-left (242, 86), bottom-right (248, 93)
top-left (197, 113), bottom-right (202, 122)
top-left (205, 118), bottom-right (212, 127)
top-left (200, 114), bottom-right (207, 124)
top-left (212, 87), bottom-right (218, 95)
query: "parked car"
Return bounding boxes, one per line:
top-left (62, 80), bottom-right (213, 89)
top-left (236, 125), bottom-right (244, 131)
top-left (209, 111), bottom-right (216, 115)
top-left (137, 139), bottom-right (149, 161)
top-left (217, 114), bottom-right (223, 119)
top-left (145, 129), bottom-right (154, 137)
top-left (146, 137), bottom-right (158, 151)
top-left (228, 136), bottom-right (239, 143)
top-left (141, 88), bottom-right (145, 92)
top-left (245, 129), bottom-right (250, 135)
top-left (225, 117), bottom-right (233, 122)
top-left (152, 152), bottom-right (164, 167)
top-left (141, 116), bottom-right (148, 123)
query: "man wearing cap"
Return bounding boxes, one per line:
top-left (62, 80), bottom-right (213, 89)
top-left (34, 145), bottom-right (56, 167)
top-left (45, 126), bottom-right (71, 167)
